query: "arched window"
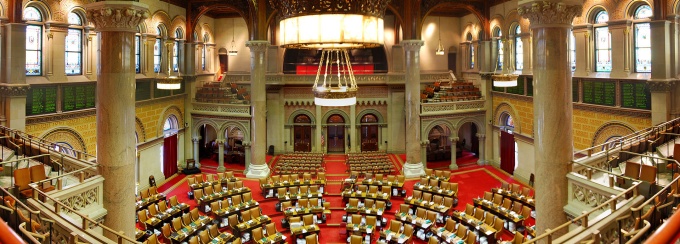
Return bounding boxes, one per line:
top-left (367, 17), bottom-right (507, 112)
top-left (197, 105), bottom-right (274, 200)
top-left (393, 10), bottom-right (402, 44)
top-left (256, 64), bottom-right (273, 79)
top-left (66, 12), bottom-right (83, 75)
top-left (154, 26), bottom-right (163, 73)
top-left (25, 6), bottom-right (43, 76)
top-left (163, 115), bottom-right (179, 132)
top-left (570, 31), bottom-right (575, 71)
top-left (514, 26), bottom-right (523, 71)
top-left (54, 142), bottom-right (76, 157)
top-left (500, 112), bottom-right (515, 132)
top-left (135, 26), bottom-right (141, 73)
top-left (173, 29), bottom-right (182, 72)
top-left (467, 33), bottom-right (474, 69)
top-left (602, 136), bottom-right (622, 151)
top-left (202, 33), bottom-right (209, 71)
top-left (633, 5), bottom-right (652, 73)
top-left (594, 10), bottom-right (611, 72)
top-left (493, 27), bottom-right (503, 71)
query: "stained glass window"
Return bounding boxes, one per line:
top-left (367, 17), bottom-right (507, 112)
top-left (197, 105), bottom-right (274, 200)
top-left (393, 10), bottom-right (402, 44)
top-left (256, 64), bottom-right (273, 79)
top-left (66, 13), bottom-right (82, 75)
top-left (135, 35), bottom-right (141, 73)
top-left (154, 27), bottom-right (162, 73)
top-left (494, 27), bottom-right (503, 71)
top-left (202, 34), bottom-right (209, 71)
top-left (594, 11), bottom-right (611, 72)
top-left (570, 32), bottom-right (576, 71)
top-left (515, 26), bottom-right (523, 71)
top-left (25, 7), bottom-right (43, 76)
top-left (634, 5), bottom-right (652, 73)
top-left (173, 29), bottom-right (182, 72)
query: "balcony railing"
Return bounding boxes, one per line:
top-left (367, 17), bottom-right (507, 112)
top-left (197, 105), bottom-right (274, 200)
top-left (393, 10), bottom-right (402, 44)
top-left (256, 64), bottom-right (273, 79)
top-left (192, 101), bottom-right (252, 117)
top-left (420, 100), bottom-right (486, 116)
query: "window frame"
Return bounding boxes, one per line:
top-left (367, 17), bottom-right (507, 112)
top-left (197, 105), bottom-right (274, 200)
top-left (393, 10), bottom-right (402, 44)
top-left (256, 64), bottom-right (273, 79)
top-left (466, 33), bottom-right (474, 69)
top-left (135, 35), bottom-right (141, 73)
top-left (65, 12), bottom-right (84, 76)
top-left (632, 5), bottom-right (652, 73)
top-left (25, 6), bottom-right (44, 76)
top-left (514, 25), bottom-right (523, 71)
top-left (593, 10), bottom-right (611, 72)
top-left (202, 33), bottom-right (209, 71)
top-left (570, 31), bottom-right (576, 71)
top-left (173, 28), bottom-right (183, 72)
top-left (493, 27), bottom-right (503, 71)
top-left (154, 26), bottom-right (164, 73)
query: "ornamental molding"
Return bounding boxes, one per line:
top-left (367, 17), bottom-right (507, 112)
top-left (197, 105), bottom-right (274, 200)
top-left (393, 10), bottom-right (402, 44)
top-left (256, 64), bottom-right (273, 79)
top-left (420, 111), bottom-right (486, 119)
top-left (246, 41), bottom-right (270, 53)
top-left (85, 1), bottom-right (149, 32)
top-left (491, 91), bottom-right (533, 102)
top-left (270, 0), bottom-right (390, 20)
top-left (0, 84), bottom-right (30, 97)
top-left (26, 109), bottom-right (97, 125)
top-left (518, 2), bottom-right (582, 27)
top-left (646, 80), bottom-right (676, 92)
top-left (401, 40), bottom-right (424, 52)
top-left (573, 103), bottom-right (651, 118)
top-left (191, 114), bottom-right (252, 122)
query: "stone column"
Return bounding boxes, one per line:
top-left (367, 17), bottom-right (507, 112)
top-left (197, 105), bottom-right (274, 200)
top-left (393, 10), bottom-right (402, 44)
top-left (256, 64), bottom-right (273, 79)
top-left (520, 33), bottom-right (532, 74)
top-left (85, 1), bottom-right (148, 240)
top-left (608, 20), bottom-right (632, 78)
top-left (243, 142), bottom-right (252, 172)
top-left (245, 40), bottom-right (270, 178)
top-left (648, 20), bottom-right (675, 125)
top-left (420, 140), bottom-right (429, 168)
top-left (216, 139), bottom-right (226, 172)
top-left (402, 40), bottom-right (425, 177)
top-left (143, 35), bottom-right (156, 77)
top-left (45, 22), bottom-right (68, 81)
top-left (85, 28), bottom-right (97, 80)
top-left (476, 134), bottom-right (486, 165)
top-left (450, 137), bottom-right (459, 170)
top-left (572, 24), bottom-right (591, 77)
top-left (315, 105), bottom-right (322, 153)
top-left (350, 104), bottom-right (357, 152)
top-left (1, 22), bottom-right (29, 130)
top-left (192, 137), bottom-right (200, 167)
top-left (518, 1), bottom-right (581, 236)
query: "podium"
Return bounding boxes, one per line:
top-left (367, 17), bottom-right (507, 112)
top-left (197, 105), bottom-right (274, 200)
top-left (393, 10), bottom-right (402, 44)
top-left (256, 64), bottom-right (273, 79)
top-left (182, 159), bottom-right (201, 175)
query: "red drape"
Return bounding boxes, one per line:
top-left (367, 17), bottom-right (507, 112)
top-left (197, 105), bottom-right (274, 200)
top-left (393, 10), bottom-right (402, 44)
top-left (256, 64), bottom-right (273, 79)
top-left (500, 131), bottom-right (515, 175)
top-left (163, 134), bottom-right (178, 178)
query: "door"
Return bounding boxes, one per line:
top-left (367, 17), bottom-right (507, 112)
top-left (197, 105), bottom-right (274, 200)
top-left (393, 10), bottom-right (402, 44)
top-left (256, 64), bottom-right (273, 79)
top-left (360, 114), bottom-right (379, 151)
top-left (327, 115), bottom-right (345, 153)
top-left (293, 114), bottom-right (312, 152)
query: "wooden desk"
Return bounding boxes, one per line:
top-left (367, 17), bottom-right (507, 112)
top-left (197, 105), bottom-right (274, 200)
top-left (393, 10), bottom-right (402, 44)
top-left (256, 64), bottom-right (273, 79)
top-left (277, 192), bottom-right (323, 202)
top-left (344, 206), bottom-right (385, 217)
top-left (403, 197), bottom-right (450, 214)
top-left (135, 229), bottom-right (149, 242)
top-left (473, 198), bottom-right (524, 226)
top-left (254, 232), bottom-right (286, 244)
top-left (290, 224), bottom-right (320, 236)
top-left (235, 216), bottom-right (272, 236)
top-left (197, 187), bottom-right (251, 211)
top-left (136, 194), bottom-right (166, 211)
top-left (213, 200), bottom-right (259, 220)
top-left (341, 190), bottom-right (391, 203)
top-left (144, 203), bottom-right (190, 230)
top-left (209, 232), bottom-right (236, 244)
top-left (379, 229), bottom-right (410, 243)
top-left (284, 206), bottom-right (327, 219)
top-left (413, 184), bottom-right (457, 198)
top-left (168, 216), bottom-right (211, 244)
top-left (450, 211), bottom-right (497, 243)
top-left (420, 175), bottom-right (450, 182)
top-left (261, 180), bottom-right (326, 199)
top-left (431, 226), bottom-right (465, 244)
top-left (346, 223), bottom-right (376, 237)
top-left (491, 188), bottom-right (535, 210)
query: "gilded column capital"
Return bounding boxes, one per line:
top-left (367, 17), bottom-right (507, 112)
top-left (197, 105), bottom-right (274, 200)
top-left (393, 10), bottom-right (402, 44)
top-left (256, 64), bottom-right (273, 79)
top-left (192, 137), bottom-right (200, 143)
top-left (450, 137), bottom-right (460, 142)
top-left (646, 80), bottom-right (676, 92)
top-left (0, 84), bottom-right (30, 97)
top-left (243, 141), bottom-right (252, 148)
top-left (85, 1), bottom-right (149, 32)
top-left (246, 40), bottom-right (270, 53)
top-left (476, 133), bottom-right (486, 139)
top-left (518, 1), bottom-right (582, 28)
top-left (401, 40), bottom-right (424, 52)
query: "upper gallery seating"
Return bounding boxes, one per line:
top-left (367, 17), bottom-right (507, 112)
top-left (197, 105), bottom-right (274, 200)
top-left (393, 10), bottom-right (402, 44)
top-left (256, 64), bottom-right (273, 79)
top-left (421, 80), bottom-right (482, 103)
top-left (195, 82), bottom-right (250, 104)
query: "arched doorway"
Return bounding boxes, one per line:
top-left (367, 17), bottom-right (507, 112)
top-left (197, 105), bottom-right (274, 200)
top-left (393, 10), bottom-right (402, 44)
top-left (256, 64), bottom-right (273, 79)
top-left (162, 115), bottom-right (179, 178)
top-left (426, 125), bottom-right (452, 168)
top-left (360, 114), bottom-right (379, 151)
top-left (225, 127), bottom-right (245, 165)
top-left (499, 113), bottom-right (516, 174)
top-left (458, 122), bottom-right (479, 156)
top-left (326, 115), bottom-right (345, 153)
top-left (293, 114), bottom-right (312, 152)
top-left (198, 124), bottom-right (218, 159)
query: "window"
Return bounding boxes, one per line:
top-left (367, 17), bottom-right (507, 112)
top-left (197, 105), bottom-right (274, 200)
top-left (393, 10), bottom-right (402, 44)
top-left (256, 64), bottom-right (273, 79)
top-left (514, 26), bottom-right (523, 71)
top-left (570, 32), bottom-right (575, 71)
top-left (602, 136), bottom-right (622, 151)
top-left (467, 33), bottom-right (474, 69)
top-left (594, 11), bottom-right (611, 72)
top-left (173, 29), bottom-right (182, 72)
top-left (25, 7), bottom-right (43, 76)
top-left (514, 142), bottom-right (519, 170)
top-left (154, 27), bottom-right (162, 73)
top-left (54, 142), bottom-right (76, 157)
top-left (634, 5), bottom-right (652, 73)
top-left (202, 34), bottom-right (209, 71)
top-left (135, 35), bottom-right (141, 73)
top-left (66, 12), bottom-right (83, 75)
top-left (494, 27), bottom-right (503, 71)
top-left (163, 115), bottom-right (179, 132)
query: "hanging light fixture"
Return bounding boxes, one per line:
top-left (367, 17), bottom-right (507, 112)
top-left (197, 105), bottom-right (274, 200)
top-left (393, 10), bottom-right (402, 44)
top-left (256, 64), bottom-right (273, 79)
top-left (228, 18), bottom-right (238, 56)
top-left (271, 0), bottom-right (389, 106)
top-left (435, 17), bottom-right (445, 56)
top-left (157, 42), bottom-right (182, 90)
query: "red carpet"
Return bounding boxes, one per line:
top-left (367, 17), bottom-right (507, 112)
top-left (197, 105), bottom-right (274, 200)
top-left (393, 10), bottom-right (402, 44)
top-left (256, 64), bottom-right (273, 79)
top-left (154, 155), bottom-right (535, 243)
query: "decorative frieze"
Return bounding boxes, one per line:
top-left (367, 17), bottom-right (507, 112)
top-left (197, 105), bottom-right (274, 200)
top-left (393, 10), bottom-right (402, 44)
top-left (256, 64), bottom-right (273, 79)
top-left (85, 1), bottom-right (149, 32)
top-left (0, 84), bottom-right (30, 97)
top-left (518, 2), bottom-right (582, 27)
top-left (646, 80), bottom-right (676, 92)
top-left (421, 100), bottom-right (486, 116)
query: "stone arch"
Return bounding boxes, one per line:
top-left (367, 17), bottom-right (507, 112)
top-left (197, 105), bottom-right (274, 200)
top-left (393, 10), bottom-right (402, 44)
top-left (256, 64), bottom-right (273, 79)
top-left (623, 0), bottom-right (652, 19)
top-left (170, 16), bottom-right (187, 39)
top-left (494, 102), bottom-right (522, 134)
top-left (454, 117), bottom-right (484, 136)
top-left (489, 14), bottom-right (505, 36)
top-left (322, 109), bottom-right (350, 124)
top-left (423, 119), bottom-right (456, 140)
top-left (67, 6), bottom-right (88, 26)
top-left (422, 2), bottom-right (485, 39)
top-left (503, 10), bottom-right (524, 34)
top-left (356, 109), bottom-right (385, 124)
top-left (192, 118), bottom-right (220, 138)
top-left (462, 23), bottom-right (479, 42)
top-left (148, 10), bottom-right (172, 35)
top-left (137, 21), bottom-right (148, 34)
top-left (24, 1), bottom-right (52, 21)
top-left (135, 117), bottom-right (147, 142)
top-left (202, 23), bottom-right (214, 43)
top-left (591, 122), bottom-right (637, 151)
top-left (585, 4), bottom-right (610, 23)
top-left (288, 109), bottom-right (316, 124)
top-left (157, 106), bottom-right (184, 135)
top-left (218, 121), bottom-right (250, 142)
top-left (40, 127), bottom-right (87, 154)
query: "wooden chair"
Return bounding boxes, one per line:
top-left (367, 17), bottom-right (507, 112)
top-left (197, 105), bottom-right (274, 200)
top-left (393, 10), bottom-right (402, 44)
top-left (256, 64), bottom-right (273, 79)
top-left (350, 235), bottom-right (363, 244)
top-left (466, 231), bottom-right (476, 244)
top-left (182, 213), bottom-right (192, 226)
top-left (252, 227), bottom-right (264, 242)
top-left (137, 211), bottom-right (148, 229)
top-left (502, 199), bottom-right (512, 209)
top-left (169, 196), bottom-right (180, 207)
top-left (193, 189), bottom-right (204, 204)
top-left (402, 224), bottom-right (414, 242)
top-left (428, 236), bottom-right (439, 244)
top-left (188, 236), bottom-right (199, 244)
top-left (522, 187), bottom-right (532, 198)
top-left (145, 233), bottom-right (160, 244)
top-left (624, 162), bottom-right (642, 180)
top-left (198, 230), bottom-right (211, 244)
top-left (191, 208), bottom-right (200, 222)
top-left (484, 213), bottom-right (495, 226)
top-left (241, 209), bottom-right (252, 222)
top-left (464, 204), bottom-right (474, 216)
top-left (493, 194), bottom-right (503, 205)
top-left (483, 191), bottom-right (493, 201)
top-left (510, 231), bottom-right (525, 244)
top-left (494, 218), bottom-right (504, 240)
top-left (208, 224), bottom-right (219, 239)
top-left (501, 182), bottom-right (510, 191)
top-left (149, 186), bottom-right (159, 195)
top-left (158, 201), bottom-right (168, 212)
top-left (512, 202), bottom-right (523, 215)
top-left (204, 185), bottom-right (214, 195)
top-left (13, 168), bottom-right (33, 198)
top-left (305, 234), bottom-right (318, 244)
top-left (171, 217), bottom-right (183, 232)
top-left (140, 189), bottom-right (150, 199)
top-left (265, 223), bottom-right (277, 236)
top-left (474, 208), bottom-right (485, 221)
top-left (147, 203), bottom-right (158, 217)
top-left (455, 225), bottom-right (468, 239)
top-left (303, 214), bottom-right (315, 226)
top-left (251, 207), bottom-right (262, 219)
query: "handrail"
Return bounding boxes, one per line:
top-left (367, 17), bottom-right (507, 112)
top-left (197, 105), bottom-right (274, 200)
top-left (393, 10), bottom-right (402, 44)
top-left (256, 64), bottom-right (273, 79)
top-left (522, 181), bottom-right (641, 243)
top-left (0, 126), bottom-right (96, 160)
top-left (28, 183), bottom-right (138, 243)
top-left (0, 154), bottom-right (51, 166)
top-left (571, 160), bottom-right (641, 184)
top-left (630, 158), bottom-right (680, 212)
top-left (644, 203), bottom-right (680, 243)
top-left (31, 164), bottom-right (98, 190)
top-left (626, 219), bottom-right (651, 244)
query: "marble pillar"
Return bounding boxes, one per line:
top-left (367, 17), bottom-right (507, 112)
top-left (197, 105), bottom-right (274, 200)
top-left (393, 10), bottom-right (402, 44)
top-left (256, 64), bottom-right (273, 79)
top-left (518, 1), bottom-right (581, 236)
top-left (420, 140), bottom-right (429, 168)
top-left (315, 105), bottom-right (322, 153)
top-left (350, 104), bottom-right (357, 152)
top-left (45, 23), bottom-right (68, 81)
top-left (244, 142), bottom-right (252, 172)
top-left (520, 33), bottom-right (532, 75)
top-left (648, 20), bottom-right (675, 125)
top-left (217, 139), bottom-right (226, 172)
top-left (85, 1), bottom-right (148, 240)
top-left (245, 40), bottom-right (270, 178)
top-left (192, 137), bottom-right (200, 166)
top-left (402, 40), bottom-right (425, 177)
top-left (2, 23), bottom-right (29, 131)
top-left (476, 134), bottom-right (486, 165)
top-left (608, 20), bottom-right (632, 78)
top-left (450, 137), bottom-right (459, 170)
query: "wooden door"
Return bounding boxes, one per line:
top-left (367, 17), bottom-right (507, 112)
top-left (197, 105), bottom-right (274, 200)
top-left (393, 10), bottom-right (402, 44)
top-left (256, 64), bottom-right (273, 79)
top-left (361, 125), bottom-right (379, 151)
top-left (294, 125), bottom-right (312, 152)
top-left (327, 114), bottom-right (345, 153)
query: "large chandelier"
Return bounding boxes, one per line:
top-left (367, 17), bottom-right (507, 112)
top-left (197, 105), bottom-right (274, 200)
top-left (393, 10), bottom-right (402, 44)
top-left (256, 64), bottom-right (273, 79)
top-left (271, 0), bottom-right (390, 106)
top-left (157, 42), bottom-right (182, 90)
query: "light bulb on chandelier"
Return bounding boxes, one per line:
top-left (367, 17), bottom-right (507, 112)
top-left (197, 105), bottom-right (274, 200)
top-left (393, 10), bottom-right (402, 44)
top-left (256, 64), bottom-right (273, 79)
top-left (313, 49), bottom-right (358, 106)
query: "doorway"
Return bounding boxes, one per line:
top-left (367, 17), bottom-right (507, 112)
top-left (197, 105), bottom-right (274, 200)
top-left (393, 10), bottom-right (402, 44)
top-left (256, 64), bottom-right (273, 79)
top-left (326, 114), bottom-right (345, 153)
top-left (458, 122), bottom-right (479, 156)
top-left (360, 114), bottom-right (379, 151)
top-left (426, 125), bottom-right (452, 168)
top-left (293, 114), bottom-right (312, 152)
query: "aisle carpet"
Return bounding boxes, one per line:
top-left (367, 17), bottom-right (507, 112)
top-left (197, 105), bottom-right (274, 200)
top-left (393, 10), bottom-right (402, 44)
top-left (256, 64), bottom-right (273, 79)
top-left (154, 154), bottom-right (535, 244)
top-left (426, 150), bottom-right (478, 169)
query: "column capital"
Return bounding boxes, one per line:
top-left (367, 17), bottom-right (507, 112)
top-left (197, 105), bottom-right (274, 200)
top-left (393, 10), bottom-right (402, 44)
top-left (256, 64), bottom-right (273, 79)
top-left (246, 40), bottom-right (270, 53)
top-left (243, 141), bottom-right (252, 147)
top-left (518, 2), bottom-right (582, 28)
top-left (646, 80), bottom-right (676, 92)
top-left (420, 140), bottom-right (430, 146)
top-left (192, 137), bottom-right (200, 143)
top-left (401, 40), bottom-right (424, 52)
top-left (85, 1), bottom-right (149, 33)
top-left (450, 137), bottom-right (459, 142)
top-left (476, 133), bottom-right (486, 139)
top-left (0, 84), bottom-right (30, 97)
top-left (215, 139), bottom-right (226, 144)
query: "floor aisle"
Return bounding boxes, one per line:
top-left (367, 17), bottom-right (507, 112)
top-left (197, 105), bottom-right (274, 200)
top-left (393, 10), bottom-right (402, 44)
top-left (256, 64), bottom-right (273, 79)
top-left (155, 154), bottom-right (534, 244)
